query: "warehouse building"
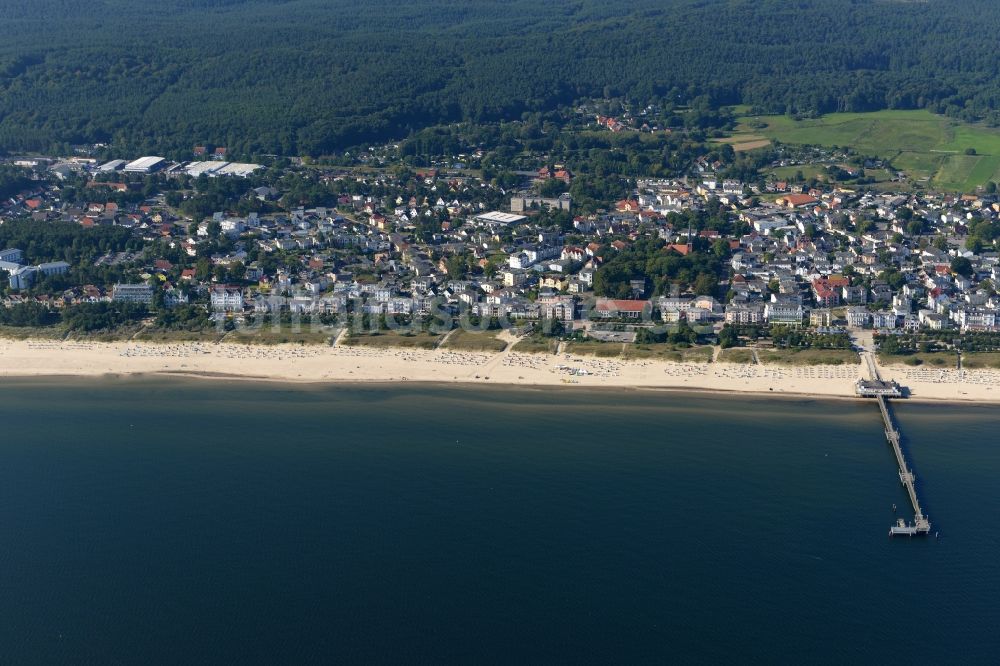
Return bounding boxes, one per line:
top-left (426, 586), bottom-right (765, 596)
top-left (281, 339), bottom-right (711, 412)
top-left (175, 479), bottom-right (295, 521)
top-left (123, 156), bottom-right (167, 174)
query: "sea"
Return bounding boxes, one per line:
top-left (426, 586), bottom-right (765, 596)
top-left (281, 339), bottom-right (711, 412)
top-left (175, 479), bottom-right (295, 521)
top-left (0, 377), bottom-right (998, 664)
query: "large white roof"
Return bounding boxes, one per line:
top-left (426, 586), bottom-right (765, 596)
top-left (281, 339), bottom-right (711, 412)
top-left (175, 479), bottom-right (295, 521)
top-left (215, 163), bottom-right (262, 177)
top-left (97, 159), bottom-right (126, 172)
top-left (475, 211), bottom-right (527, 225)
top-left (123, 156), bottom-right (166, 171)
top-left (185, 161), bottom-right (229, 177)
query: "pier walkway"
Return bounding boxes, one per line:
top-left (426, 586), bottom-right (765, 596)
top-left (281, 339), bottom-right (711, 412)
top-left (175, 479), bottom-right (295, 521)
top-left (858, 349), bottom-right (931, 536)
top-left (877, 395), bottom-right (931, 536)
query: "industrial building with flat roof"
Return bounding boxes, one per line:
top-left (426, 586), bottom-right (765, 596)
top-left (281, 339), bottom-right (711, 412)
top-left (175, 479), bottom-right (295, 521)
top-left (216, 163), bottom-right (261, 177)
top-left (97, 159), bottom-right (126, 173)
top-left (185, 161), bottom-right (229, 177)
top-left (183, 161), bottom-right (261, 178)
top-left (474, 211), bottom-right (528, 226)
top-left (123, 156), bottom-right (167, 173)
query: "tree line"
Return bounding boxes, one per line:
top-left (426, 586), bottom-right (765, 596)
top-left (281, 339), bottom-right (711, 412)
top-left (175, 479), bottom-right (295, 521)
top-left (2, 1), bottom-right (1000, 157)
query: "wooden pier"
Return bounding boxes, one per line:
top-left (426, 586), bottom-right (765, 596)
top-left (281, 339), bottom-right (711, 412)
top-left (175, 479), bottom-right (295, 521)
top-left (877, 395), bottom-right (931, 536)
top-left (857, 350), bottom-right (931, 536)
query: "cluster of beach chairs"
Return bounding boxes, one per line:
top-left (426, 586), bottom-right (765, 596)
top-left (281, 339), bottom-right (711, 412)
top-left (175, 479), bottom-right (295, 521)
top-left (901, 367), bottom-right (1000, 386)
top-left (119, 343), bottom-right (326, 362)
top-left (664, 363), bottom-right (709, 378)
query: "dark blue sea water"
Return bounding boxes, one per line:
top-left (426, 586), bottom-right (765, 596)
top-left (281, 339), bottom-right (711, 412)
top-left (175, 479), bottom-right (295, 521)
top-left (0, 378), bottom-right (998, 664)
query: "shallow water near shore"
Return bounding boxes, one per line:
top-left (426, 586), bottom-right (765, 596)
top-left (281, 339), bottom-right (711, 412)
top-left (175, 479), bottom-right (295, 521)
top-left (0, 378), bottom-right (997, 663)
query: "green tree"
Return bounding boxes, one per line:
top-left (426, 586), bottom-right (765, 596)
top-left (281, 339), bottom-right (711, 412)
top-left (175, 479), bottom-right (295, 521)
top-left (951, 256), bottom-right (974, 277)
top-left (718, 325), bottom-right (738, 349)
top-left (195, 257), bottom-right (213, 281)
top-left (446, 254), bottom-right (469, 279)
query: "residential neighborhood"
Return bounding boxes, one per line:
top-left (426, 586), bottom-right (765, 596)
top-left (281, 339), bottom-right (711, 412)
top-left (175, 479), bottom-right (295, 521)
top-left (4, 133), bottom-right (1000, 366)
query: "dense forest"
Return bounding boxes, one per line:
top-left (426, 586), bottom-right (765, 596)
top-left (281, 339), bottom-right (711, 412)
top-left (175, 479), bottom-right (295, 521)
top-left (2, 0), bottom-right (1000, 157)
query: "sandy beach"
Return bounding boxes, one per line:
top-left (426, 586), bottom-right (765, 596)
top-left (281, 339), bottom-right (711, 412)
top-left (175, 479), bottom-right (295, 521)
top-left (1, 337), bottom-right (998, 403)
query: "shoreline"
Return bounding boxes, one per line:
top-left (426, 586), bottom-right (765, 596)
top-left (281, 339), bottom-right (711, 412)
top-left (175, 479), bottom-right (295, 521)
top-left (3, 369), bottom-right (994, 408)
top-left (1, 338), bottom-right (998, 404)
top-left (108, 370), bottom-right (1000, 406)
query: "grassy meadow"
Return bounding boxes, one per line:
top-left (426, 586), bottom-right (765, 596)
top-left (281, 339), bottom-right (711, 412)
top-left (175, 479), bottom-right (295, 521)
top-left (441, 328), bottom-right (508, 352)
top-left (727, 109), bottom-right (1000, 192)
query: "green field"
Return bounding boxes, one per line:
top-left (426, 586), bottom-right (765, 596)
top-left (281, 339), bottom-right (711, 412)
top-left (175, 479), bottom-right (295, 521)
top-left (961, 353), bottom-right (1000, 369)
top-left (732, 110), bottom-right (1000, 192)
top-left (564, 341), bottom-right (625, 358)
top-left (622, 344), bottom-right (714, 363)
top-left (880, 351), bottom-right (959, 368)
top-left (226, 324), bottom-right (338, 346)
top-left (757, 349), bottom-right (859, 366)
top-left (765, 164), bottom-right (828, 182)
top-left (512, 337), bottom-right (559, 354)
top-left (441, 328), bottom-right (508, 352)
top-left (0, 325), bottom-right (65, 340)
top-left (342, 330), bottom-right (443, 349)
top-left (135, 328), bottom-right (225, 343)
top-left (718, 348), bottom-right (754, 364)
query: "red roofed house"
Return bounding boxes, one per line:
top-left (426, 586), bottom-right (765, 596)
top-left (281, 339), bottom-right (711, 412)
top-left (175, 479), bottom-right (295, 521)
top-left (615, 199), bottom-right (640, 213)
top-left (813, 283), bottom-right (838, 307)
top-left (812, 276), bottom-right (849, 307)
top-left (593, 298), bottom-right (651, 320)
top-left (779, 193), bottom-right (819, 209)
